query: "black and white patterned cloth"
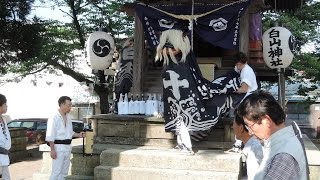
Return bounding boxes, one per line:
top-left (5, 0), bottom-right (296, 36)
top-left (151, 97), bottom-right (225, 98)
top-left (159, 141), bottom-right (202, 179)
top-left (114, 46), bottom-right (134, 95)
top-left (163, 52), bottom-right (245, 141)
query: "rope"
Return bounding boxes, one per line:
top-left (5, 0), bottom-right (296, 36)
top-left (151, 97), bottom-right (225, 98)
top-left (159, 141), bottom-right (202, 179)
top-left (137, 0), bottom-right (248, 22)
top-left (191, 0), bottom-right (194, 50)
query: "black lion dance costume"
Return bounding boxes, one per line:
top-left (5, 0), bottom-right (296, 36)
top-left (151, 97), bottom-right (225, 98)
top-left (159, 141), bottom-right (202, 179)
top-left (156, 29), bottom-right (245, 155)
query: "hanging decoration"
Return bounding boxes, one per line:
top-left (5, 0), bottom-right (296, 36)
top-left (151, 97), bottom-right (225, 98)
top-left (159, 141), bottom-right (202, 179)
top-left (262, 27), bottom-right (295, 69)
top-left (86, 31), bottom-right (115, 70)
top-left (135, 0), bottom-right (250, 50)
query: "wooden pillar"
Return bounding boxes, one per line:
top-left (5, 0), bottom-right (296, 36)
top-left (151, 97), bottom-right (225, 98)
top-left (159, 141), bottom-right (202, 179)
top-left (278, 68), bottom-right (286, 109)
top-left (132, 13), bottom-right (145, 96)
top-left (239, 6), bottom-right (249, 54)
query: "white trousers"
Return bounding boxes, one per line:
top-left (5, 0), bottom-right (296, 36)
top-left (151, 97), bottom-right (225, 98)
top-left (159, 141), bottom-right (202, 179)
top-left (0, 166), bottom-right (11, 180)
top-left (49, 151), bottom-right (71, 180)
top-left (234, 138), bottom-right (243, 147)
top-left (177, 121), bottom-right (192, 149)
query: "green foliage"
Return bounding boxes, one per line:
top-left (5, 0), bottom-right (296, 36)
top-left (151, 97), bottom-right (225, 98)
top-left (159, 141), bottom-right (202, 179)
top-left (0, 0), bottom-right (43, 73)
top-left (262, 2), bottom-right (319, 52)
top-left (78, 0), bottom-right (134, 46)
top-left (263, 1), bottom-right (320, 84)
top-left (292, 53), bottom-right (320, 82)
top-left (0, 0), bottom-right (34, 21)
top-left (2, 0), bottom-right (135, 77)
top-left (1, 0), bottom-right (135, 112)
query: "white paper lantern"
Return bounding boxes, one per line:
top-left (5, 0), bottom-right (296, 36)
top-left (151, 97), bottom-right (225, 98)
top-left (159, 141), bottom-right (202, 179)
top-left (86, 31), bottom-right (115, 70)
top-left (262, 27), bottom-right (295, 69)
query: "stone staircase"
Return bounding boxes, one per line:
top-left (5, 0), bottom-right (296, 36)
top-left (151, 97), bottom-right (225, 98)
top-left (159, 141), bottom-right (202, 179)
top-left (88, 114), bottom-right (241, 180)
top-left (94, 147), bottom-right (242, 180)
top-left (32, 114), bottom-right (320, 180)
top-left (143, 66), bottom-right (163, 95)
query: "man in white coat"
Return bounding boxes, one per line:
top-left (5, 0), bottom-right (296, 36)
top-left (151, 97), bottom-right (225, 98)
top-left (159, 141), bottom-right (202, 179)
top-left (0, 94), bottom-right (11, 180)
top-left (46, 96), bottom-right (85, 180)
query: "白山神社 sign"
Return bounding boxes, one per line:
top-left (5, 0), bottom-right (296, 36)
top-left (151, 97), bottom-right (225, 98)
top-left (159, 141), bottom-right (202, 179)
top-left (262, 27), bottom-right (295, 69)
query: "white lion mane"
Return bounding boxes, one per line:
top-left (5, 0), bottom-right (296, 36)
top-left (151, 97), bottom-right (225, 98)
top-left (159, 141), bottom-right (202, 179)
top-left (155, 29), bottom-right (191, 65)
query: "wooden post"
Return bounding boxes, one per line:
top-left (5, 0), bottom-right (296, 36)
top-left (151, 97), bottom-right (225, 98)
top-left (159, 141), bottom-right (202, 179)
top-left (132, 13), bottom-right (145, 96)
top-left (239, 7), bottom-right (249, 54)
top-left (278, 68), bottom-right (286, 109)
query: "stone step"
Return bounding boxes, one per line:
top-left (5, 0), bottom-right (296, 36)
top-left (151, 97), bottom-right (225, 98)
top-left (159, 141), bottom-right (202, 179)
top-left (99, 148), bottom-right (241, 172)
top-left (33, 173), bottom-right (50, 180)
top-left (93, 141), bottom-right (234, 155)
top-left (93, 138), bottom-right (234, 151)
top-left (143, 86), bottom-right (163, 94)
top-left (66, 175), bottom-right (94, 180)
top-left (92, 114), bottom-right (234, 147)
top-left (144, 74), bottom-right (162, 81)
top-left (145, 69), bottom-right (163, 76)
top-left (94, 165), bottom-right (240, 180)
top-left (144, 80), bottom-right (163, 87)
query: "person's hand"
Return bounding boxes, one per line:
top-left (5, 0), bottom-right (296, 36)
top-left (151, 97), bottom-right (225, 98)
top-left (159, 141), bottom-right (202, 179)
top-left (172, 48), bottom-right (181, 55)
top-left (50, 149), bottom-right (57, 159)
top-left (79, 132), bottom-right (86, 138)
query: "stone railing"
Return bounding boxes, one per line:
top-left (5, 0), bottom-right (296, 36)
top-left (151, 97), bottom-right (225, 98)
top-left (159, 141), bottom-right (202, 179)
top-left (9, 128), bottom-right (28, 163)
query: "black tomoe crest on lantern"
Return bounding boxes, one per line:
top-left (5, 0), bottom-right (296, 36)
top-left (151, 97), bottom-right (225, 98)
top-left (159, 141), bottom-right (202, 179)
top-left (92, 39), bottom-right (111, 57)
top-left (86, 31), bottom-right (115, 70)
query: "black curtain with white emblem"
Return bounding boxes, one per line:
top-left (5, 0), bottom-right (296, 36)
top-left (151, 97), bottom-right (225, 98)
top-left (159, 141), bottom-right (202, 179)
top-left (135, 0), bottom-right (250, 50)
top-left (163, 52), bottom-right (245, 136)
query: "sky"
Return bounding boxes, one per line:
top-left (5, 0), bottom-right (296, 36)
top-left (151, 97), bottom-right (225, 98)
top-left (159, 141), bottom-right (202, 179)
top-left (0, 74), bottom-right (95, 119)
top-left (29, 0), bottom-right (71, 22)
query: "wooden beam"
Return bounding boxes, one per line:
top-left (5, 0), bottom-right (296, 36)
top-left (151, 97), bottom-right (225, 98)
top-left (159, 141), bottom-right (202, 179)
top-left (132, 13), bottom-right (145, 96)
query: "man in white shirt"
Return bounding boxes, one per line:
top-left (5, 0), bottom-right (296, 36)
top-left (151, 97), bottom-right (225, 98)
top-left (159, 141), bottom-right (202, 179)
top-left (46, 96), bottom-right (85, 180)
top-left (226, 52), bottom-right (258, 153)
top-left (232, 108), bottom-right (263, 180)
top-left (234, 52), bottom-right (258, 97)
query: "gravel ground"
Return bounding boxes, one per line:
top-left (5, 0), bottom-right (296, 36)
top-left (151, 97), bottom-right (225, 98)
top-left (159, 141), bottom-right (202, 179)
top-left (9, 145), bottom-right (43, 180)
top-left (8, 138), bottom-right (83, 180)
